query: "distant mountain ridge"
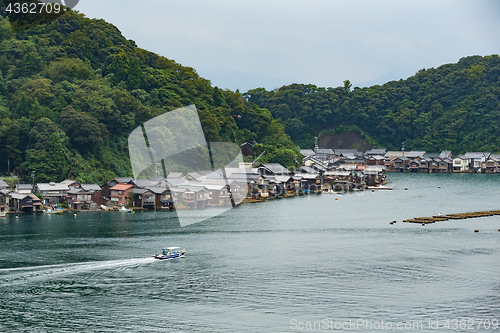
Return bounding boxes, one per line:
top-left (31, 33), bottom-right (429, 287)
top-left (244, 54), bottom-right (500, 153)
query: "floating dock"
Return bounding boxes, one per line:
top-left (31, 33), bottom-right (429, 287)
top-left (403, 210), bottom-right (500, 224)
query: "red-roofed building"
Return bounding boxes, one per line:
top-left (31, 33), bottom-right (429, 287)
top-left (109, 184), bottom-right (134, 206)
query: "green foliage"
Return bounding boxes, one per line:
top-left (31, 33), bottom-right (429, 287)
top-left (0, 70), bottom-right (7, 96)
top-left (127, 191), bottom-right (134, 207)
top-left (15, 93), bottom-right (30, 118)
top-left (126, 58), bottom-right (143, 90)
top-left (0, 8), bottom-right (299, 182)
top-left (245, 55), bottom-right (500, 153)
top-left (59, 106), bottom-right (107, 152)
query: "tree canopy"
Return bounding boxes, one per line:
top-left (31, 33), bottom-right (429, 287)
top-left (0, 6), bottom-right (298, 182)
top-left (244, 55), bottom-right (500, 152)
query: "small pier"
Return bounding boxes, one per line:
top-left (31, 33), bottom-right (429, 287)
top-left (403, 210), bottom-right (500, 224)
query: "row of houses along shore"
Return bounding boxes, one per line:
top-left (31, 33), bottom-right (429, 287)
top-left (1, 147), bottom-right (497, 213)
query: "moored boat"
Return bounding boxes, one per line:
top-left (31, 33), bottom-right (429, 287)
top-left (43, 208), bottom-right (63, 214)
top-left (119, 206), bottom-right (135, 213)
top-left (152, 247), bottom-right (186, 260)
top-left (367, 185), bottom-right (393, 190)
top-left (0, 211), bottom-right (6, 217)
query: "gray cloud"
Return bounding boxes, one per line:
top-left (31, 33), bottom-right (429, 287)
top-left (76, 0), bottom-right (500, 91)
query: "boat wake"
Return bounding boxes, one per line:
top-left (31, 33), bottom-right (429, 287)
top-left (0, 257), bottom-right (155, 286)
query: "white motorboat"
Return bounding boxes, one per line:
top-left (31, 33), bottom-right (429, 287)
top-left (119, 206), bottom-right (134, 213)
top-left (152, 247), bottom-right (186, 260)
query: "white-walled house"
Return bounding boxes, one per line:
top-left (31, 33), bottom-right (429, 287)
top-left (452, 156), bottom-right (470, 172)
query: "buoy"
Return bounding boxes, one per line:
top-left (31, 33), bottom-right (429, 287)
top-left (371, 190), bottom-right (375, 192)
top-left (392, 220), bottom-right (396, 224)
top-left (74, 214), bottom-right (77, 217)
top-left (438, 186), bottom-right (441, 188)
top-left (335, 198), bottom-right (338, 200)
top-left (474, 229), bottom-right (479, 233)
top-left (421, 223), bottom-right (425, 226)
top-left (405, 188), bottom-right (408, 190)
top-left (16, 216), bottom-right (19, 219)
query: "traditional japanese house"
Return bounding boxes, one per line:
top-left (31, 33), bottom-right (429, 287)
top-left (438, 158), bottom-right (453, 173)
top-left (109, 183), bottom-right (134, 206)
top-left (9, 193), bottom-right (41, 212)
top-left (36, 182), bottom-right (70, 205)
top-left (0, 189), bottom-right (11, 213)
top-left (393, 157), bottom-right (409, 172)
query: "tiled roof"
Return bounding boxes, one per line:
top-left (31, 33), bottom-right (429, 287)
top-left (261, 163), bottom-right (290, 175)
top-left (37, 183), bottom-right (69, 191)
top-left (109, 184), bottom-right (133, 191)
top-left (81, 184), bottom-right (102, 191)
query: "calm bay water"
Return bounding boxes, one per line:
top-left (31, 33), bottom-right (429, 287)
top-left (1, 173), bottom-right (500, 332)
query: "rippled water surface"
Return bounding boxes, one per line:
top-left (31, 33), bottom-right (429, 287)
top-left (1, 173), bottom-right (500, 332)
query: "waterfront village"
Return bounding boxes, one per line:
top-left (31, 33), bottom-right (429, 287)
top-left (1, 144), bottom-right (499, 214)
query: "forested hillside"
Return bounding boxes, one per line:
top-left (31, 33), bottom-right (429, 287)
top-left (0, 3), bottom-right (298, 183)
top-left (1, 1), bottom-right (499, 184)
top-left (244, 55), bottom-right (500, 152)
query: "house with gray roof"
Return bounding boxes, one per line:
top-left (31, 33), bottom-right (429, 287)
top-left (300, 149), bottom-right (316, 157)
top-left (36, 182), bottom-right (70, 205)
top-left (60, 179), bottom-right (81, 188)
top-left (406, 151), bottom-right (426, 159)
top-left (314, 148), bottom-right (335, 157)
top-left (452, 155), bottom-right (470, 172)
top-left (365, 148), bottom-right (387, 156)
top-left (167, 172), bottom-right (184, 179)
top-left (334, 149), bottom-right (361, 157)
top-left (15, 184), bottom-right (33, 194)
top-left (438, 151), bottom-right (453, 158)
top-left (0, 188), bottom-right (10, 212)
top-left (0, 179), bottom-right (8, 189)
top-left (9, 193), bottom-right (41, 212)
top-left (258, 163), bottom-right (291, 176)
top-left (81, 184), bottom-right (102, 192)
top-left (482, 154), bottom-right (500, 173)
top-left (129, 179), bottom-right (159, 188)
top-left (132, 187), bottom-right (173, 210)
top-left (464, 152), bottom-right (491, 171)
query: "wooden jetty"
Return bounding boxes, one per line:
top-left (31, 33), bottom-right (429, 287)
top-left (403, 210), bottom-right (500, 224)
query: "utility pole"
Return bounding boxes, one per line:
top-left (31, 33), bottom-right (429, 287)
top-left (155, 162), bottom-right (162, 180)
top-left (31, 170), bottom-right (35, 190)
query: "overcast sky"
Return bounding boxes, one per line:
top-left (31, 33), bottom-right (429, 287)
top-left (74, 0), bottom-right (500, 92)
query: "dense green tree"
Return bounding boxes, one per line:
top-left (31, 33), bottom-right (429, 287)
top-left (27, 117), bottom-right (61, 150)
top-left (108, 51), bottom-right (129, 85)
top-left (126, 58), bottom-right (143, 90)
top-left (15, 93), bottom-right (30, 119)
top-left (0, 70), bottom-right (7, 96)
top-left (46, 132), bottom-right (68, 180)
top-left (59, 107), bottom-right (108, 153)
top-left (0, 118), bottom-right (22, 173)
